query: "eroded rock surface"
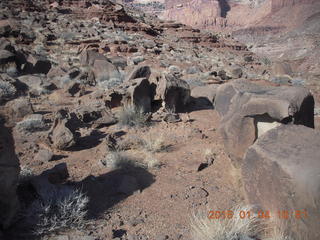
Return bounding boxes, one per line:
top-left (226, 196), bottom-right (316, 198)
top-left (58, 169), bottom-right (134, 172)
top-left (215, 79), bottom-right (314, 166)
top-left (242, 124), bottom-right (320, 239)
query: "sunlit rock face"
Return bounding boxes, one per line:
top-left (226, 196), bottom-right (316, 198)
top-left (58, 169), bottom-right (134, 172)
top-left (161, 0), bottom-right (318, 31)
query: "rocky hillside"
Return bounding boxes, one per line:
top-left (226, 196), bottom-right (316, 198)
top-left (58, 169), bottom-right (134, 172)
top-left (155, 0), bottom-right (320, 92)
top-left (0, 0), bottom-right (320, 240)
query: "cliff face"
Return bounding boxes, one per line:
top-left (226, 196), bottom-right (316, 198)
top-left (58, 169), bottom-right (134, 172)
top-left (271, 0), bottom-right (317, 11)
top-left (161, 0), bottom-right (319, 31)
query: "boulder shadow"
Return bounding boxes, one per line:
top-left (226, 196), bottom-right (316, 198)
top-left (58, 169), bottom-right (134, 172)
top-left (74, 164), bottom-right (155, 219)
top-left (67, 129), bottom-right (107, 151)
top-left (6, 162), bottom-right (155, 240)
top-left (187, 96), bottom-right (214, 112)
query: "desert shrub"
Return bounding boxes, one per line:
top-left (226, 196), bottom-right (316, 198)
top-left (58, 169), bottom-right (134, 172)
top-left (142, 133), bottom-right (167, 153)
top-left (261, 57), bottom-right (272, 65)
top-left (19, 165), bottom-right (34, 182)
top-left (102, 151), bottom-right (141, 169)
top-left (191, 205), bottom-right (294, 240)
top-left (117, 105), bottom-right (149, 128)
top-left (16, 114), bottom-right (46, 132)
top-left (99, 77), bottom-right (123, 90)
top-left (190, 205), bottom-right (263, 240)
top-left (144, 152), bottom-right (161, 169)
top-left (204, 148), bottom-right (216, 164)
top-left (0, 80), bottom-right (16, 102)
top-left (29, 188), bottom-right (89, 236)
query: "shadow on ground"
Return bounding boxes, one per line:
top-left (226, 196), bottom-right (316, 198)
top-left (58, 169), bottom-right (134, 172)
top-left (4, 162), bottom-right (155, 240)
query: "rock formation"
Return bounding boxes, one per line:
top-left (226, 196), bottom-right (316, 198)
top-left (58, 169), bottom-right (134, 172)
top-left (215, 79), bottom-right (314, 166)
top-left (242, 124), bottom-right (320, 239)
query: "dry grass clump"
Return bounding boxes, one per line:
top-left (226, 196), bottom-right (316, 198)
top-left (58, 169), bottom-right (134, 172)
top-left (117, 105), bottom-right (149, 128)
top-left (190, 205), bottom-right (293, 240)
top-left (204, 148), bottom-right (216, 163)
top-left (102, 151), bottom-right (141, 169)
top-left (28, 188), bottom-right (89, 236)
top-left (190, 205), bottom-right (263, 240)
top-left (142, 133), bottom-right (167, 153)
top-left (144, 152), bottom-right (161, 169)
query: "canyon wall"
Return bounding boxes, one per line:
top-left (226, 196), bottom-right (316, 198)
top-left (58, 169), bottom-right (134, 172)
top-left (161, 0), bottom-right (319, 31)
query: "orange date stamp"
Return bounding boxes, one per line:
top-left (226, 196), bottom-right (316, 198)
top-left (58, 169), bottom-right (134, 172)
top-left (208, 209), bottom-right (308, 220)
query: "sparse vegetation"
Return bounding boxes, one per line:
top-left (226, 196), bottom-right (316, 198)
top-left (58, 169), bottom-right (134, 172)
top-left (144, 152), bottom-right (161, 169)
top-left (142, 133), bottom-right (167, 153)
top-left (191, 205), bottom-right (264, 240)
top-left (28, 188), bottom-right (89, 236)
top-left (102, 151), bottom-right (141, 169)
top-left (0, 80), bottom-right (16, 102)
top-left (118, 105), bottom-right (149, 128)
top-left (191, 206), bottom-right (295, 240)
top-left (19, 165), bottom-right (34, 182)
top-left (204, 148), bottom-right (216, 164)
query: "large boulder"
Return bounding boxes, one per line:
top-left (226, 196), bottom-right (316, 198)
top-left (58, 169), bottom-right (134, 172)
top-left (242, 125), bottom-right (320, 239)
top-left (5, 97), bottom-right (34, 121)
top-left (157, 74), bottom-right (190, 113)
top-left (191, 85), bottom-right (218, 104)
top-left (105, 78), bottom-right (153, 113)
top-left (126, 65), bottom-right (151, 81)
top-left (0, 123), bottom-right (20, 229)
top-left (92, 59), bottom-right (121, 87)
top-left (50, 118), bottom-right (76, 150)
top-left (24, 55), bottom-right (52, 75)
top-left (80, 50), bottom-right (108, 67)
top-left (214, 80), bottom-right (314, 166)
top-left (74, 100), bottom-right (117, 127)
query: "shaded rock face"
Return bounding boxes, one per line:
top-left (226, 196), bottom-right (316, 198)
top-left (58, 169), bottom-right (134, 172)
top-left (157, 74), bottom-right (190, 113)
top-left (214, 80), bottom-right (314, 167)
top-left (0, 122), bottom-right (20, 229)
top-left (105, 77), bottom-right (153, 112)
top-left (242, 124), bottom-right (320, 239)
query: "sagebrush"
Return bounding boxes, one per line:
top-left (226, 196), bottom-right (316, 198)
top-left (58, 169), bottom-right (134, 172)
top-left (27, 188), bottom-right (89, 235)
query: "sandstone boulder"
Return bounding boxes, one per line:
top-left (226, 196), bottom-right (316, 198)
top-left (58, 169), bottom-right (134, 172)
top-left (80, 50), bottom-right (109, 67)
top-left (126, 65), bottom-right (151, 81)
top-left (126, 78), bottom-right (152, 113)
top-left (25, 55), bottom-right (52, 74)
top-left (242, 125), bottom-right (320, 239)
top-left (0, 123), bottom-right (20, 228)
top-left (92, 59), bottom-right (121, 87)
top-left (51, 119), bottom-right (75, 150)
top-left (157, 74), bottom-right (190, 113)
top-left (5, 98), bottom-right (33, 121)
top-left (215, 80), bottom-right (314, 166)
top-left (105, 78), bottom-right (153, 113)
top-left (74, 101), bottom-right (117, 127)
top-left (191, 85), bottom-right (218, 104)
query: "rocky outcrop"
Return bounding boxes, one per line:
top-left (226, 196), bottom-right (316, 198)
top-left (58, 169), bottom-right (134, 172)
top-left (105, 77), bottom-right (153, 112)
top-left (271, 0), bottom-right (317, 12)
top-left (215, 80), bottom-right (314, 167)
top-left (242, 124), bottom-right (320, 239)
top-left (157, 74), bottom-right (190, 113)
top-left (0, 122), bottom-right (20, 229)
top-left (162, 0), bottom-right (318, 31)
